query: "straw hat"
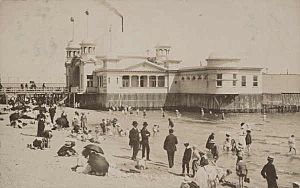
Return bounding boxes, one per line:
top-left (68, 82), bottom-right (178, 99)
top-left (267, 156), bottom-right (274, 161)
top-left (132, 121), bottom-right (138, 126)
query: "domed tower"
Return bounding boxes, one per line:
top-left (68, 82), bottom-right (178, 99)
top-left (155, 45), bottom-right (171, 62)
top-left (65, 40), bottom-right (80, 60)
top-left (80, 39), bottom-right (96, 55)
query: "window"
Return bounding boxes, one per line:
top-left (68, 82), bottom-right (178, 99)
top-left (241, 76), bottom-right (246, 86)
top-left (98, 76), bottom-right (103, 87)
top-left (140, 76), bottom-right (147, 87)
top-left (149, 76), bottom-right (156, 87)
top-left (216, 74), bottom-right (222, 87)
top-left (233, 74), bottom-right (237, 86)
top-left (131, 76), bottom-right (139, 87)
top-left (87, 75), bottom-right (93, 79)
top-left (253, 75), bottom-right (258, 86)
top-left (122, 76), bottom-right (129, 87)
top-left (158, 76), bottom-right (165, 87)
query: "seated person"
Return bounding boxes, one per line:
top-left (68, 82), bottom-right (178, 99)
top-left (57, 141), bottom-right (77, 156)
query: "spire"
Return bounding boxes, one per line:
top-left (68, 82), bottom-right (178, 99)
top-left (109, 24), bottom-right (112, 52)
top-left (70, 17), bottom-right (74, 41)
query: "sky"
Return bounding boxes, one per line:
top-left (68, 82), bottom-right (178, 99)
top-left (0, 0), bottom-right (299, 83)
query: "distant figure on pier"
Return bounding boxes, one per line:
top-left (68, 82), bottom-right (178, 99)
top-left (201, 108), bottom-right (204, 116)
top-left (20, 83), bottom-right (24, 89)
top-left (168, 118), bottom-right (174, 129)
top-left (25, 83), bottom-right (28, 89)
top-left (42, 83), bottom-right (46, 89)
top-left (288, 135), bottom-right (296, 154)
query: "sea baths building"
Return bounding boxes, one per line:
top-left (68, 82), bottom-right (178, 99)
top-left (64, 38), bottom-right (299, 112)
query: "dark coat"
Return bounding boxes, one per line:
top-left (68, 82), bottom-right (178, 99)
top-left (163, 134), bottom-right (178, 152)
top-left (141, 127), bottom-right (150, 144)
top-left (261, 162), bottom-right (278, 187)
top-left (88, 153), bottom-right (109, 175)
top-left (37, 120), bottom-right (45, 137)
top-left (182, 147), bottom-right (192, 162)
top-left (129, 128), bottom-right (140, 146)
top-left (245, 134), bottom-right (252, 145)
top-left (205, 134), bottom-right (214, 149)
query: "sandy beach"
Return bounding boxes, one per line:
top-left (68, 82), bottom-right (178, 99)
top-left (1, 105), bottom-right (299, 188)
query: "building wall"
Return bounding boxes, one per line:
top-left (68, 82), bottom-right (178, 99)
top-left (262, 74), bottom-right (300, 94)
top-left (178, 69), bottom-right (262, 94)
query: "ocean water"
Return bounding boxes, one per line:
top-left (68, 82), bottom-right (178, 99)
top-left (114, 110), bottom-right (300, 188)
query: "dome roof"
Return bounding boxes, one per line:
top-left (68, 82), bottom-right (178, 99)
top-left (80, 38), bottom-right (96, 46)
top-left (207, 52), bottom-right (239, 60)
top-left (66, 40), bottom-right (80, 48)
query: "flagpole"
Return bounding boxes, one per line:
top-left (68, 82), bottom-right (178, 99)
top-left (109, 25), bottom-right (112, 52)
top-left (86, 10), bottom-right (89, 39)
top-left (72, 20), bottom-right (74, 41)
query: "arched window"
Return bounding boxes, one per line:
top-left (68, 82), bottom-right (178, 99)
top-left (122, 76), bottom-right (129, 87)
top-left (140, 76), bottom-right (148, 87)
top-left (158, 76), bottom-right (165, 87)
top-left (131, 76), bottom-right (139, 87)
top-left (149, 76), bottom-right (156, 87)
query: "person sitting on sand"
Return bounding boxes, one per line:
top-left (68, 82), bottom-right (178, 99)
top-left (72, 146), bottom-right (109, 176)
top-left (57, 141), bottom-right (77, 156)
top-left (288, 135), bottom-right (296, 154)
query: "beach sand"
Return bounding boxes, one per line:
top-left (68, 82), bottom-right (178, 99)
top-left (0, 106), bottom-right (299, 188)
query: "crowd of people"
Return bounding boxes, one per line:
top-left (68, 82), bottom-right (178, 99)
top-left (1, 101), bottom-right (298, 188)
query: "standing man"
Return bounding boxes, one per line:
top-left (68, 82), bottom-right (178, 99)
top-left (81, 112), bottom-right (87, 129)
top-left (261, 156), bottom-right (278, 188)
top-left (37, 116), bottom-right (46, 137)
top-left (163, 129), bottom-right (178, 168)
top-left (49, 104), bottom-right (56, 124)
top-left (168, 118), bottom-right (174, 129)
top-left (129, 121), bottom-right (140, 160)
top-left (245, 130), bottom-right (252, 154)
top-left (141, 122), bottom-right (151, 160)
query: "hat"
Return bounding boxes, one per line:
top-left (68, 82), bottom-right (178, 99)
top-left (225, 133), bottom-right (230, 137)
top-left (64, 141), bottom-right (72, 147)
top-left (184, 142), bottom-right (189, 147)
top-left (132, 121), bottom-right (138, 126)
top-left (209, 139), bottom-right (216, 144)
top-left (143, 122), bottom-right (148, 126)
top-left (246, 130), bottom-right (251, 133)
top-left (267, 156), bottom-right (274, 161)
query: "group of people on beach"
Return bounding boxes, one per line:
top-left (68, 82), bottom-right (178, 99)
top-left (2, 101), bottom-right (298, 187)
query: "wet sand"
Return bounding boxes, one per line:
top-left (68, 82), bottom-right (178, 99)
top-left (0, 106), bottom-right (299, 188)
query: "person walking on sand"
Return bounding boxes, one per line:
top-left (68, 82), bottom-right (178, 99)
top-left (163, 129), bottom-right (178, 168)
top-left (205, 133), bottom-right (215, 150)
top-left (129, 121), bottom-right (140, 160)
top-left (141, 122), bottom-right (151, 160)
top-left (236, 156), bottom-right (248, 188)
top-left (168, 118), bottom-right (174, 129)
top-left (49, 104), bottom-right (56, 124)
top-left (245, 130), bottom-right (252, 154)
top-left (182, 142), bottom-right (192, 176)
top-left (261, 156), bottom-right (278, 188)
top-left (288, 135), bottom-right (296, 154)
top-left (81, 112), bottom-right (87, 129)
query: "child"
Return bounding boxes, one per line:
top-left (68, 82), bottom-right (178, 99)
top-left (288, 135), bottom-right (296, 154)
top-left (153, 124), bottom-right (160, 136)
top-left (231, 139), bottom-right (237, 153)
top-left (191, 145), bottom-right (200, 177)
top-left (245, 130), bottom-right (252, 154)
top-left (182, 143), bottom-right (192, 176)
top-left (223, 133), bottom-right (231, 151)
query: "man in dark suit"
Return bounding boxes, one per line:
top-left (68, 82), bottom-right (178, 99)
top-left (129, 121), bottom-right (140, 160)
top-left (163, 129), bottom-right (178, 168)
top-left (141, 122), bottom-right (151, 160)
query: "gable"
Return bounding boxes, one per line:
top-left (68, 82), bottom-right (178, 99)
top-left (125, 62), bottom-right (166, 72)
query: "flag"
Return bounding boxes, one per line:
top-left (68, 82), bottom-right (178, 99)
top-left (70, 17), bottom-right (74, 22)
top-left (85, 10), bottom-right (89, 15)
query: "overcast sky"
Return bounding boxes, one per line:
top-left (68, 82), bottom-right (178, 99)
top-left (0, 0), bottom-right (299, 83)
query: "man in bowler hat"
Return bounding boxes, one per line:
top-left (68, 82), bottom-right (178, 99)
top-left (261, 156), bottom-right (278, 188)
top-left (141, 122), bottom-right (151, 160)
top-left (129, 121), bottom-right (140, 160)
top-left (163, 129), bottom-right (178, 168)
